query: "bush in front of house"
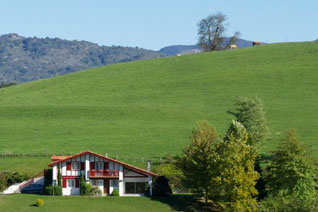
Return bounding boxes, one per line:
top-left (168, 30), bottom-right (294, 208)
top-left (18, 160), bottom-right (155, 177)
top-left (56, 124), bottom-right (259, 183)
top-left (90, 186), bottom-right (102, 196)
top-left (110, 189), bottom-right (119, 196)
top-left (80, 175), bottom-right (93, 196)
top-left (43, 185), bottom-right (62, 196)
top-left (36, 199), bottom-right (44, 207)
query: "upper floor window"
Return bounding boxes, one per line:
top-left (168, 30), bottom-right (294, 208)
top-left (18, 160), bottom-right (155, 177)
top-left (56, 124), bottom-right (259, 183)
top-left (95, 162), bottom-right (103, 170)
top-left (71, 162), bottom-right (80, 170)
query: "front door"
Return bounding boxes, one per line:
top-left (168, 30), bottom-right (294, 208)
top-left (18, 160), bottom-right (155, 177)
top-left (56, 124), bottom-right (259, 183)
top-left (104, 179), bottom-right (109, 195)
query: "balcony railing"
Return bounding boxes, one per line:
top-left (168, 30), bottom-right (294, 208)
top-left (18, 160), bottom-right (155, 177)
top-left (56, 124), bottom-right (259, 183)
top-left (89, 169), bottom-right (119, 178)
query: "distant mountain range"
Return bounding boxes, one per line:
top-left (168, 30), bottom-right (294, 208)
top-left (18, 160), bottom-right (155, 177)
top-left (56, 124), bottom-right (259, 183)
top-left (158, 38), bottom-right (254, 56)
top-left (0, 34), bottom-right (163, 83)
top-left (0, 34), bottom-right (256, 84)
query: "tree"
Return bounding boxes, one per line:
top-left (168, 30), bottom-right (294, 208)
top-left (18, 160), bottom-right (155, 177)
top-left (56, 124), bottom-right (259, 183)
top-left (228, 96), bottom-right (270, 146)
top-left (227, 31), bottom-right (241, 47)
top-left (154, 162), bottom-right (184, 192)
top-left (178, 120), bottom-right (218, 204)
top-left (212, 121), bottom-right (259, 212)
top-left (57, 167), bottom-right (61, 186)
top-left (265, 130), bottom-right (317, 205)
top-left (197, 12), bottom-right (240, 51)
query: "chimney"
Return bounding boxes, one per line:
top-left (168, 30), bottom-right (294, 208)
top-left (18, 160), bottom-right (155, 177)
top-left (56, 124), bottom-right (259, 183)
top-left (147, 161), bottom-right (151, 172)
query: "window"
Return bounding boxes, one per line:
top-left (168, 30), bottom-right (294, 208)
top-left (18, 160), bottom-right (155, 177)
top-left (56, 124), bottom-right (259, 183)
top-left (125, 182), bottom-right (135, 194)
top-left (71, 162), bottom-right (80, 170)
top-left (111, 180), bottom-right (119, 187)
top-left (67, 179), bottom-right (75, 188)
top-left (125, 182), bottom-right (146, 194)
top-left (95, 162), bottom-right (103, 170)
top-left (136, 183), bottom-right (145, 193)
top-left (90, 179), bottom-right (98, 186)
top-left (90, 179), bottom-right (103, 186)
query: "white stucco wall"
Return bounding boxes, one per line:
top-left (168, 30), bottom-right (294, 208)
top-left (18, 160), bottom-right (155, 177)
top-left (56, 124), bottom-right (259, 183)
top-left (62, 187), bottom-right (80, 196)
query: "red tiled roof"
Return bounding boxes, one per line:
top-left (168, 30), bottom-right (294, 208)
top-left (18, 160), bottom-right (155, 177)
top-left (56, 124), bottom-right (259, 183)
top-left (51, 156), bottom-right (70, 161)
top-left (48, 150), bottom-right (157, 177)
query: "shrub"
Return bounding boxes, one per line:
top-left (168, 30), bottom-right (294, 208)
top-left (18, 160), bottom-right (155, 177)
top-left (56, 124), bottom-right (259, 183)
top-left (152, 176), bottom-right (172, 196)
top-left (36, 199), bottom-right (44, 207)
top-left (258, 195), bottom-right (317, 212)
top-left (43, 185), bottom-right (62, 196)
top-left (90, 186), bottom-right (102, 196)
top-left (80, 175), bottom-right (92, 196)
top-left (0, 171), bottom-right (29, 192)
top-left (110, 189), bottom-right (119, 196)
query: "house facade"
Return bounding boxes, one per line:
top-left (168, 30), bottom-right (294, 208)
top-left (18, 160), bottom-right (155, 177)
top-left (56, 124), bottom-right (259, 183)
top-left (48, 151), bottom-right (157, 196)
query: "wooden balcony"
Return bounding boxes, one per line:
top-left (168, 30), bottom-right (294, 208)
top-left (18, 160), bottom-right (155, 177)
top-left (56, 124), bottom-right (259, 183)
top-left (89, 169), bottom-right (119, 178)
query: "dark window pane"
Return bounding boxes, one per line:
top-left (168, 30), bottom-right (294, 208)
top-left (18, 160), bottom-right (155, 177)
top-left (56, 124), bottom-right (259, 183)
top-left (125, 182), bottom-right (135, 194)
top-left (136, 182), bottom-right (145, 193)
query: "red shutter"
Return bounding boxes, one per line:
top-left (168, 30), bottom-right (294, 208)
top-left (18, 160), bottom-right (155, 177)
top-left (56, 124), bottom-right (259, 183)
top-left (75, 179), bottom-right (79, 188)
top-left (81, 162), bottom-right (85, 170)
top-left (104, 162), bottom-right (109, 170)
top-left (66, 162), bottom-right (71, 170)
top-left (62, 178), bottom-right (67, 188)
top-left (90, 162), bottom-right (95, 170)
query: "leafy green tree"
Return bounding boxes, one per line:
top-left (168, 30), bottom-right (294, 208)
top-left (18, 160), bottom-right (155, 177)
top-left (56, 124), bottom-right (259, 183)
top-left (178, 120), bottom-right (218, 204)
top-left (212, 121), bottom-right (259, 212)
top-left (154, 162), bottom-right (184, 192)
top-left (228, 96), bottom-right (270, 146)
top-left (265, 130), bottom-right (317, 206)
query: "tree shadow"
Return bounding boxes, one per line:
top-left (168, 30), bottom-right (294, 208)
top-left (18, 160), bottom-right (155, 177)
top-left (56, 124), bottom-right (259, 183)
top-left (150, 194), bottom-right (215, 212)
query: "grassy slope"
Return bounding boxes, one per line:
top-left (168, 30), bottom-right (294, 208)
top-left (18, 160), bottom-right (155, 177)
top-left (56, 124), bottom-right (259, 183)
top-left (0, 194), bottom-right (193, 212)
top-left (0, 42), bottom-right (317, 174)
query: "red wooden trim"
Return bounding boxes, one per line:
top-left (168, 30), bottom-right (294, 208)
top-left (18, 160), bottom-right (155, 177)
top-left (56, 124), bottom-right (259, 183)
top-left (81, 162), bottom-right (85, 170)
top-left (90, 162), bottom-right (95, 170)
top-left (62, 176), bottom-right (80, 179)
top-left (66, 162), bottom-right (71, 170)
top-left (62, 178), bottom-right (67, 188)
top-left (48, 150), bottom-right (157, 177)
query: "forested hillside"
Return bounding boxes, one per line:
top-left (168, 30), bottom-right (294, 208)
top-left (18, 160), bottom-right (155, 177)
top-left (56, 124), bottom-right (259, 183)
top-left (0, 34), bottom-right (163, 83)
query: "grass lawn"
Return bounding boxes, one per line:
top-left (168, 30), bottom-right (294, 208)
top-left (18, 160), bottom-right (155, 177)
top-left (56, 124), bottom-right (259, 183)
top-left (0, 194), bottom-right (195, 212)
top-left (0, 42), bottom-right (317, 175)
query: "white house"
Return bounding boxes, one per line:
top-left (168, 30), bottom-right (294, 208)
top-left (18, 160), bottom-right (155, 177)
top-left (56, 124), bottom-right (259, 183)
top-left (48, 150), bottom-right (157, 196)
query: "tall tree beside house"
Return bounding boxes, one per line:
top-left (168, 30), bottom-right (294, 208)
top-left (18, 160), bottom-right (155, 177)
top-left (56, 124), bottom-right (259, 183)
top-left (197, 12), bottom-right (240, 51)
top-left (263, 130), bottom-right (317, 209)
top-left (178, 120), bottom-right (218, 204)
top-left (57, 167), bottom-right (61, 186)
top-left (212, 121), bottom-right (259, 212)
top-left (228, 96), bottom-right (270, 146)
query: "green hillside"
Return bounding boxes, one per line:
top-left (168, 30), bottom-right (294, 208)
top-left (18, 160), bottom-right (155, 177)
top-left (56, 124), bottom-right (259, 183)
top-left (0, 42), bottom-right (317, 171)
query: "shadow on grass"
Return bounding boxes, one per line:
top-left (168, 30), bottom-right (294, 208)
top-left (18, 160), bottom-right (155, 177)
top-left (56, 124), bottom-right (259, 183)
top-left (151, 194), bottom-right (214, 212)
top-left (30, 204), bottom-right (37, 207)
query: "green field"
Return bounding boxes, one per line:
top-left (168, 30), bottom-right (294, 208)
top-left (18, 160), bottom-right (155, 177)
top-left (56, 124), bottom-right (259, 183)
top-left (0, 42), bottom-right (317, 175)
top-left (0, 194), bottom-right (195, 212)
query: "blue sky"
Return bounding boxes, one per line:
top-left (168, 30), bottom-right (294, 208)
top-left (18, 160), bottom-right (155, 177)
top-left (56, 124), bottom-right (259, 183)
top-left (0, 0), bottom-right (317, 50)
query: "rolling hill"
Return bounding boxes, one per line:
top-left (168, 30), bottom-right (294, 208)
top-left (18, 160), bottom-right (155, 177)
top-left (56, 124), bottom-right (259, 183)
top-left (0, 42), bottom-right (317, 174)
top-left (0, 33), bottom-right (163, 84)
